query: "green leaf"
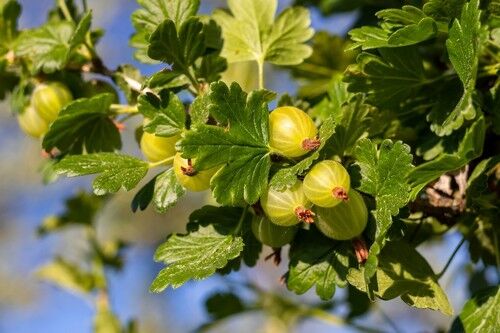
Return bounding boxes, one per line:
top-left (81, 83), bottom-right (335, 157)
top-left (344, 47), bottom-right (427, 110)
top-left (180, 81), bottom-right (273, 205)
top-left (113, 64), bottom-right (144, 104)
top-left (408, 115), bottom-right (485, 200)
top-left (15, 13), bottom-right (92, 73)
top-left (213, 0), bottom-right (313, 66)
top-left (270, 112), bottom-right (336, 190)
top-left (131, 176), bottom-right (156, 212)
top-left (431, 0), bottom-right (481, 136)
top-left (0, 0), bottom-right (21, 52)
top-left (348, 7), bottom-right (438, 50)
top-left (150, 224), bottom-right (244, 292)
top-left (42, 94), bottom-right (121, 154)
top-left (205, 292), bottom-right (246, 320)
top-left (153, 168), bottom-right (186, 213)
top-left (287, 227), bottom-right (350, 301)
top-left (353, 139), bottom-right (414, 291)
top-left (467, 156), bottom-right (500, 210)
top-left (36, 257), bottom-right (95, 295)
top-left (188, 206), bottom-right (261, 270)
top-left (148, 18), bottom-right (205, 72)
top-left (348, 241), bottom-right (453, 315)
top-left (38, 191), bottom-right (104, 235)
top-left (423, 0), bottom-right (465, 24)
top-left (138, 91), bottom-right (186, 137)
top-left (450, 286), bottom-right (500, 333)
top-left (130, 0), bottom-right (200, 63)
top-left (54, 153), bottom-right (149, 195)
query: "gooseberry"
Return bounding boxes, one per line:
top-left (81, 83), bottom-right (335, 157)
top-left (173, 153), bottom-right (218, 192)
top-left (251, 215), bottom-right (298, 248)
top-left (140, 132), bottom-right (179, 164)
top-left (315, 190), bottom-right (368, 240)
top-left (17, 106), bottom-right (50, 138)
top-left (268, 106), bottom-right (319, 158)
top-left (303, 160), bottom-right (350, 208)
top-left (31, 82), bottom-right (73, 123)
top-left (260, 181), bottom-right (314, 226)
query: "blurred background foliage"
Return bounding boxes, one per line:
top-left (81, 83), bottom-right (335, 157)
top-left (0, 0), bottom-right (497, 332)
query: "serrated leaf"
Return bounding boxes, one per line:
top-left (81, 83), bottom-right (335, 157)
top-left (345, 47), bottom-right (427, 110)
top-left (287, 227), bottom-right (350, 301)
top-left (180, 81), bottom-right (273, 205)
top-left (188, 206), bottom-right (261, 269)
top-left (213, 0), bottom-right (313, 66)
top-left (36, 257), bottom-right (95, 295)
top-left (42, 93), bottom-right (121, 154)
top-left (130, 0), bottom-right (200, 63)
top-left (423, 0), bottom-right (465, 24)
top-left (15, 12), bottom-right (91, 73)
top-left (270, 113), bottom-right (336, 190)
top-left (353, 139), bottom-right (414, 291)
top-left (153, 168), bottom-right (186, 213)
top-left (408, 115), bottom-right (485, 200)
top-left (54, 153), bottom-right (149, 196)
top-left (348, 241), bottom-right (453, 315)
top-left (348, 7), bottom-right (438, 50)
top-left (450, 286), bottom-right (500, 333)
top-left (150, 224), bottom-right (244, 292)
top-left (113, 64), bottom-right (144, 104)
top-left (431, 0), bottom-right (481, 136)
top-left (131, 175), bottom-right (156, 213)
top-left (138, 91), bottom-right (186, 137)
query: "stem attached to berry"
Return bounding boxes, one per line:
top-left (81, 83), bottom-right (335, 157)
top-left (352, 237), bottom-right (369, 264)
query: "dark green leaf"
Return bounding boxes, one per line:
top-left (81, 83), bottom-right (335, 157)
top-left (287, 227), bottom-right (351, 301)
top-left (131, 176), bottom-right (157, 212)
top-left (0, 0), bottom-right (21, 52)
top-left (54, 153), bottom-right (149, 195)
top-left (348, 241), bottom-right (453, 315)
top-left (150, 224), bottom-right (244, 292)
top-left (180, 82), bottom-right (274, 205)
top-left (138, 91), bottom-right (186, 137)
top-left (353, 139), bottom-right (414, 292)
top-left (43, 94), bottom-right (120, 154)
top-left (130, 0), bottom-right (200, 63)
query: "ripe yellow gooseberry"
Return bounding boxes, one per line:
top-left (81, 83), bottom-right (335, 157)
top-left (303, 160), bottom-right (351, 208)
top-left (173, 153), bottom-right (218, 192)
top-left (268, 106), bottom-right (319, 158)
top-left (31, 82), bottom-right (73, 123)
top-left (140, 132), bottom-right (180, 164)
top-left (17, 106), bottom-right (50, 138)
top-left (315, 190), bottom-right (368, 240)
top-left (260, 181), bottom-right (314, 226)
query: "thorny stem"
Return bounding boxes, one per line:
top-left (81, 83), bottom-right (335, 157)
top-left (436, 236), bottom-right (466, 279)
top-left (148, 156), bottom-right (175, 168)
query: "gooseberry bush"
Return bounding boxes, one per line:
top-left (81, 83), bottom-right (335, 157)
top-left (1, 0), bottom-right (499, 331)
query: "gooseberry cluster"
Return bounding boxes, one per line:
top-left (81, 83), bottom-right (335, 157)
top-left (17, 82), bottom-right (73, 138)
top-left (255, 106), bottom-right (368, 248)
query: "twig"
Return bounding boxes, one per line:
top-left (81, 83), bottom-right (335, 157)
top-left (436, 236), bottom-right (466, 279)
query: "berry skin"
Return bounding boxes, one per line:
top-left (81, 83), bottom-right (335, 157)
top-left (303, 160), bottom-right (350, 208)
top-left (260, 181), bottom-right (314, 226)
top-left (315, 190), bottom-right (368, 240)
top-left (31, 82), bottom-right (73, 123)
top-left (251, 215), bottom-right (298, 248)
top-left (173, 153), bottom-right (218, 192)
top-left (140, 132), bottom-right (180, 164)
top-left (17, 106), bottom-right (50, 138)
top-left (268, 106), bottom-right (319, 158)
